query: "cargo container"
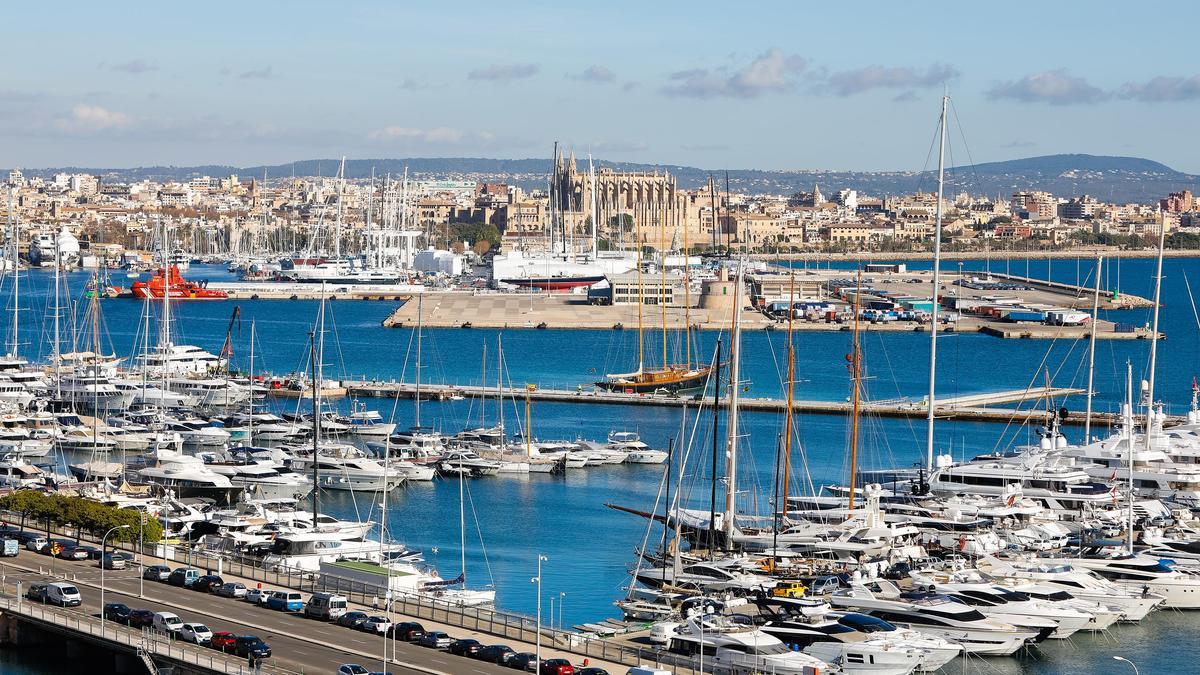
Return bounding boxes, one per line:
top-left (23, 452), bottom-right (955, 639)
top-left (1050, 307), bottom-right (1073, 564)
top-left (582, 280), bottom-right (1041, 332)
top-left (1004, 310), bottom-right (1047, 323)
top-left (1046, 310), bottom-right (1091, 326)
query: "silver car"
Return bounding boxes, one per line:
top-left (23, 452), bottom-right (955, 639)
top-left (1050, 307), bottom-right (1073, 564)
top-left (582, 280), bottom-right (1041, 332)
top-left (216, 582), bottom-right (247, 599)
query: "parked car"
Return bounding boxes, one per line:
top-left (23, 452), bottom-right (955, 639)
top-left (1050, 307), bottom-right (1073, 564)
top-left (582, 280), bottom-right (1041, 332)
top-left (418, 631), bottom-right (452, 649)
top-left (304, 592), bottom-right (347, 620)
top-left (192, 575), bottom-right (224, 593)
top-left (179, 622), bottom-right (213, 645)
top-left (75, 545), bottom-right (101, 560)
top-left (576, 669), bottom-right (609, 675)
top-left (46, 582), bottom-right (82, 607)
top-left (450, 638), bottom-right (483, 657)
top-left (479, 645), bottom-right (516, 665)
top-left (210, 632), bottom-right (238, 652)
top-left (46, 539), bottom-right (75, 557)
top-left (166, 567), bottom-right (200, 587)
top-left (215, 582), bottom-right (247, 599)
top-left (129, 609), bottom-right (157, 629)
top-left (234, 636), bottom-right (271, 658)
top-left (540, 659), bottom-right (575, 675)
top-left (361, 616), bottom-right (392, 634)
top-left (101, 553), bottom-right (127, 570)
top-left (151, 611), bottom-right (184, 635)
top-left (389, 621), bottom-right (426, 642)
top-left (244, 588), bottom-right (272, 605)
top-left (24, 583), bottom-right (48, 602)
top-left (143, 564), bottom-right (171, 581)
top-left (103, 602), bottom-right (132, 623)
top-left (266, 590), bottom-right (304, 612)
top-left (25, 536), bottom-right (48, 552)
top-left (508, 653), bottom-right (539, 672)
top-left (336, 611), bottom-right (370, 630)
top-left (338, 666), bottom-right (370, 675)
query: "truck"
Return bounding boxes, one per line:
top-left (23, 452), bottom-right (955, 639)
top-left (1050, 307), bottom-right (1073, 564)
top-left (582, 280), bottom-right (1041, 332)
top-left (1, 538), bottom-right (18, 557)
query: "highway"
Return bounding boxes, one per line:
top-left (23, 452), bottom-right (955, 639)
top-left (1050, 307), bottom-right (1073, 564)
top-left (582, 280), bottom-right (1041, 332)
top-left (0, 554), bottom-right (527, 675)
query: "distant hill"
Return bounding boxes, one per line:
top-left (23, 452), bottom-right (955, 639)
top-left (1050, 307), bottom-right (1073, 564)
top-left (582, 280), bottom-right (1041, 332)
top-left (11, 154), bottom-right (1197, 204)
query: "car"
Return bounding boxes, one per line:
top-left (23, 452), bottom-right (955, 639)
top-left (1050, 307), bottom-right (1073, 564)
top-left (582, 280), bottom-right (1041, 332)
top-left (233, 636), bottom-right (271, 658)
top-left (25, 536), bottom-right (48, 552)
top-left (479, 645), bottom-right (517, 665)
top-left (508, 653), bottom-right (539, 672)
top-left (338, 666), bottom-right (370, 675)
top-left (336, 611), bottom-right (370, 630)
top-left (540, 659), bottom-right (575, 675)
top-left (179, 622), bottom-right (213, 645)
top-left (166, 567), bottom-right (200, 587)
top-left (143, 564), bottom-right (171, 581)
top-left (129, 609), bottom-right (157, 629)
top-left (56, 545), bottom-right (89, 561)
top-left (24, 583), bottom-right (48, 602)
top-left (109, 550), bottom-right (135, 563)
top-left (210, 631), bottom-right (238, 652)
top-left (215, 582), bottom-right (247, 598)
top-left (192, 575), bottom-right (224, 593)
top-left (389, 621), bottom-right (426, 642)
top-left (418, 631), bottom-right (452, 649)
top-left (101, 553), bottom-right (127, 570)
top-left (75, 545), bottom-right (102, 560)
top-left (361, 616), bottom-right (392, 634)
top-left (103, 602), bottom-right (132, 623)
top-left (45, 582), bottom-right (82, 607)
top-left (449, 638), bottom-right (483, 657)
top-left (244, 588), bottom-right (272, 605)
top-left (151, 611), bottom-right (184, 635)
top-left (576, 669), bottom-right (609, 675)
top-left (266, 590), bottom-right (304, 611)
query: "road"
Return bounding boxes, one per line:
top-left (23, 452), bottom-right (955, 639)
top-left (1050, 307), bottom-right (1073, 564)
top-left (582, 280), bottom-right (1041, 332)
top-left (0, 553), bottom-right (527, 675)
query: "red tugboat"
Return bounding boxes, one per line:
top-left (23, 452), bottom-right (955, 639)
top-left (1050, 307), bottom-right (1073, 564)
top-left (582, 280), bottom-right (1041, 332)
top-left (131, 266), bottom-right (228, 300)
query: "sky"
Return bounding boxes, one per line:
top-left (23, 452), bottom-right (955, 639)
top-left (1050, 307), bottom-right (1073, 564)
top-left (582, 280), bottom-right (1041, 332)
top-left (2, 1), bottom-right (1198, 173)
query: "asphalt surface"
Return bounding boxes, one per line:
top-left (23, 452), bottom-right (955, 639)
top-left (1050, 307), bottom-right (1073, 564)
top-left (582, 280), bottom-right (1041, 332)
top-left (0, 553), bottom-right (531, 675)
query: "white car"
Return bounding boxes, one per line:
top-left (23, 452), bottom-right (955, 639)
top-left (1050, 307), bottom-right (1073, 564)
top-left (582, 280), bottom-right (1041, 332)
top-left (361, 616), bottom-right (392, 634)
top-left (245, 588), bottom-right (272, 605)
top-left (337, 665), bottom-right (369, 675)
top-left (216, 582), bottom-right (247, 599)
top-left (151, 611), bottom-right (183, 635)
top-left (179, 622), bottom-right (213, 644)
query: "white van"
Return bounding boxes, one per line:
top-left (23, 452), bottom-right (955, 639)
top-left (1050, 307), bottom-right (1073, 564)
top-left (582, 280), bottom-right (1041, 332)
top-left (626, 668), bottom-right (673, 675)
top-left (304, 592), bottom-right (349, 620)
top-left (46, 582), bottom-right (81, 607)
top-left (25, 535), bottom-right (48, 552)
top-left (152, 611), bottom-right (184, 635)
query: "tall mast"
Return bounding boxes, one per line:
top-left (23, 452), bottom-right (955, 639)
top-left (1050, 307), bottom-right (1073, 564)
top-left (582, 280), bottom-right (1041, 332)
top-left (848, 269), bottom-right (864, 510)
top-left (781, 267), bottom-right (796, 519)
top-left (1084, 255), bottom-right (1103, 442)
top-left (159, 218), bottom-right (171, 391)
top-left (924, 93), bottom-right (949, 470)
top-left (53, 242), bottom-right (61, 399)
top-left (459, 443), bottom-right (467, 587)
top-left (1144, 219), bottom-right (1167, 441)
top-left (635, 209), bottom-right (644, 373)
top-left (496, 335), bottom-right (504, 433)
top-left (589, 154), bottom-right (598, 256)
top-left (248, 320), bottom-right (255, 445)
top-left (415, 294), bottom-right (423, 427)
top-left (683, 205), bottom-right (691, 369)
top-left (7, 189), bottom-right (18, 359)
top-left (707, 338), bottom-right (722, 555)
top-left (334, 157), bottom-right (345, 260)
top-left (659, 207), bottom-right (667, 370)
top-left (722, 267), bottom-right (744, 541)
top-left (1124, 362), bottom-right (1135, 554)
top-left (309, 326), bottom-right (319, 522)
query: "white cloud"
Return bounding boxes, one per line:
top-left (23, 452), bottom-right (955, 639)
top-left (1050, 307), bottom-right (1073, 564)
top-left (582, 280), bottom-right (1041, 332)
top-left (660, 49), bottom-right (806, 98)
top-left (53, 104), bottom-right (132, 133)
top-left (823, 64), bottom-right (957, 96)
top-left (1120, 75), bottom-right (1200, 102)
top-left (467, 63), bottom-right (538, 81)
top-left (368, 126), bottom-right (470, 143)
top-left (987, 70), bottom-right (1109, 105)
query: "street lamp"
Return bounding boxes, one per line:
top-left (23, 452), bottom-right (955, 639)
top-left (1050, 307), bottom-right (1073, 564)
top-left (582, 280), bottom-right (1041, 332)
top-left (101, 524), bottom-right (131, 625)
top-left (1112, 656), bottom-right (1140, 675)
top-left (558, 592), bottom-right (565, 631)
top-left (530, 554), bottom-right (547, 668)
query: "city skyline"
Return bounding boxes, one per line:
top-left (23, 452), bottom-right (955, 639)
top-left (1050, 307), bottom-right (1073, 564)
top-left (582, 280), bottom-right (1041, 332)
top-left (3, 1), bottom-right (1198, 172)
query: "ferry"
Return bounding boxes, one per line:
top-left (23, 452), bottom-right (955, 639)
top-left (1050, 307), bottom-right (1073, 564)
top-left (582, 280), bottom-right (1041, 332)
top-left (131, 266), bottom-right (228, 300)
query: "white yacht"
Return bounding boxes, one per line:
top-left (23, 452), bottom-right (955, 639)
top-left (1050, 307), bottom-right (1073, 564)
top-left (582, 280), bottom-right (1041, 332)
top-left (908, 570), bottom-right (1093, 638)
top-left (344, 407), bottom-right (396, 439)
top-left (0, 453), bottom-right (45, 488)
top-left (57, 365), bottom-right (131, 412)
top-left (976, 556), bottom-right (1163, 622)
top-left (135, 453), bottom-right (240, 503)
top-left (201, 454), bottom-right (314, 501)
top-left (166, 378), bottom-right (251, 407)
top-left (605, 431), bottom-right (668, 464)
top-left (662, 614), bottom-right (831, 675)
top-left (287, 442), bottom-right (406, 491)
top-left (0, 377), bottom-right (35, 409)
top-left (135, 343), bottom-right (225, 376)
top-left (1063, 546), bottom-right (1200, 609)
top-left (830, 580), bottom-right (1045, 655)
top-left (112, 379), bottom-right (195, 408)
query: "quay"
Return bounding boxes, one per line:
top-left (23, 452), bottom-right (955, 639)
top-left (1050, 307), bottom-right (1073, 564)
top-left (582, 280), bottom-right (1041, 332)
top-left (339, 379), bottom-right (1113, 426)
top-left (206, 281), bottom-right (416, 301)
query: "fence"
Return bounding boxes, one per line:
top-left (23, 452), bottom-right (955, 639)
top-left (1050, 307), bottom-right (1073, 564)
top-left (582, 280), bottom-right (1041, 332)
top-left (1, 510), bottom-right (703, 673)
top-left (0, 592), bottom-right (300, 675)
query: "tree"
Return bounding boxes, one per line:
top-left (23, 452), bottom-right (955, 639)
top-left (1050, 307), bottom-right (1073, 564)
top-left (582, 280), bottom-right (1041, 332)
top-left (449, 222), bottom-right (500, 249)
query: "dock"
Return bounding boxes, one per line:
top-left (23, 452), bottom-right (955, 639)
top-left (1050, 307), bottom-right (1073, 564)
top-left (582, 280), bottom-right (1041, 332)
top-left (206, 281), bottom-right (416, 301)
top-left (341, 379), bottom-right (1104, 425)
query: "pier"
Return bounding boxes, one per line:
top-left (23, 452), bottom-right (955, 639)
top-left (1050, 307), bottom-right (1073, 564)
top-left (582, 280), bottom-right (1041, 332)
top-left (336, 379), bottom-right (1109, 426)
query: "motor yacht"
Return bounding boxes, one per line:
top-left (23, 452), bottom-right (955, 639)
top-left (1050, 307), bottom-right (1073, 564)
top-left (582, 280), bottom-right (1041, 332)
top-left (661, 613), bottom-right (831, 675)
top-left (287, 442), bottom-right (406, 491)
top-left (976, 556), bottom-right (1163, 622)
top-left (605, 431), bottom-right (668, 464)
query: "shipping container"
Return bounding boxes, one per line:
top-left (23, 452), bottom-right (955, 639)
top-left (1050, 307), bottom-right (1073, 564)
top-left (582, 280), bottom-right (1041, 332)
top-left (1004, 310), bottom-right (1047, 323)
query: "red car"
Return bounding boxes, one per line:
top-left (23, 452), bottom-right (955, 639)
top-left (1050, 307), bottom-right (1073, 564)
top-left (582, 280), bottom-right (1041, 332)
top-left (540, 659), bottom-right (575, 675)
top-left (210, 632), bottom-right (238, 652)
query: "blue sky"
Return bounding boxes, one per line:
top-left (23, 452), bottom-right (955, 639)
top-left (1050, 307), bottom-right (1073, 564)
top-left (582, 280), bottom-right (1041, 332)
top-left (2, 1), bottom-right (1198, 172)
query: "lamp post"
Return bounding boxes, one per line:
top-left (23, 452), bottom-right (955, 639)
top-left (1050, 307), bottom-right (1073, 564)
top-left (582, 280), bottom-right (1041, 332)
top-left (530, 554), bottom-right (547, 668)
top-left (100, 524), bottom-right (131, 624)
top-left (558, 592), bottom-right (565, 631)
top-left (1112, 656), bottom-right (1140, 675)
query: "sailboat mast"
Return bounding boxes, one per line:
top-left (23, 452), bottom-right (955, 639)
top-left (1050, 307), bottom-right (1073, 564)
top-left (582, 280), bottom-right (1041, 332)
top-left (496, 335), bottom-right (504, 433)
top-left (708, 339), bottom-right (722, 555)
top-left (635, 211), bottom-right (644, 373)
top-left (659, 209), bottom-right (668, 369)
top-left (415, 294), bottom-right (423, 427)
top-left (1145, 220), bottom-right (1167, 436)
top-left (924, 93), bottom-right (949, 470)
top-left (248, 321), bottom-right (256, 445)
top-left (1084, 255), bottom-right (1103, 442)
top-left (459, 450), bottom-right (467, 587)
top-left (781, 268), bottom-right (796, 517)
top-left (160, 219), bottom-right (171, 391)
top-left (589, 154), bottom-right (598, 256)
top-left (7, 189), bottom-right (18, 358)
top-left (334, 157), bottom-right (345, 260)
top-left (683, 208), bottom-right (691, 369)
top-left (53, 245), bottom-right (61, 399)
top-left (1125, 362), bottom-right (1135, 554)
top-left (848, 269), bottom-right (864, 511)
top-left (723, 268), bottom-right (744, 540)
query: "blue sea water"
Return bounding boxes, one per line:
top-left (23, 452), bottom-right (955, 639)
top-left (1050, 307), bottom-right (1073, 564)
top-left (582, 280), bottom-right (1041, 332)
top-left (1, 256), bottom-right (1196, 674)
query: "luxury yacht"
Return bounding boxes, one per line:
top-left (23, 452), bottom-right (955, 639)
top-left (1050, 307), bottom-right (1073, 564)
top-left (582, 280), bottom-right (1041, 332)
top-left (604, 431), bottom-right (668, 464)
top-left (1061, 545), bottom-right (1200, 609)
top-left (57, 365), bottom-right (130, 412)
top-left (135, 343), bottom-right (225, 375)
top-left (976, 556), bottom-right (1163, 622)
top-left (907, 570), bottom-right (1092, 638)
top-left (286, 442), bottom-right (406, 491)
top-left (661, 613), bottom-right (831, 675)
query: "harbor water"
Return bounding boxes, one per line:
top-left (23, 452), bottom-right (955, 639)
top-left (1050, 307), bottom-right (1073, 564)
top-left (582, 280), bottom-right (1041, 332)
top-left (2, 256), bottom-right (1197, 674)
